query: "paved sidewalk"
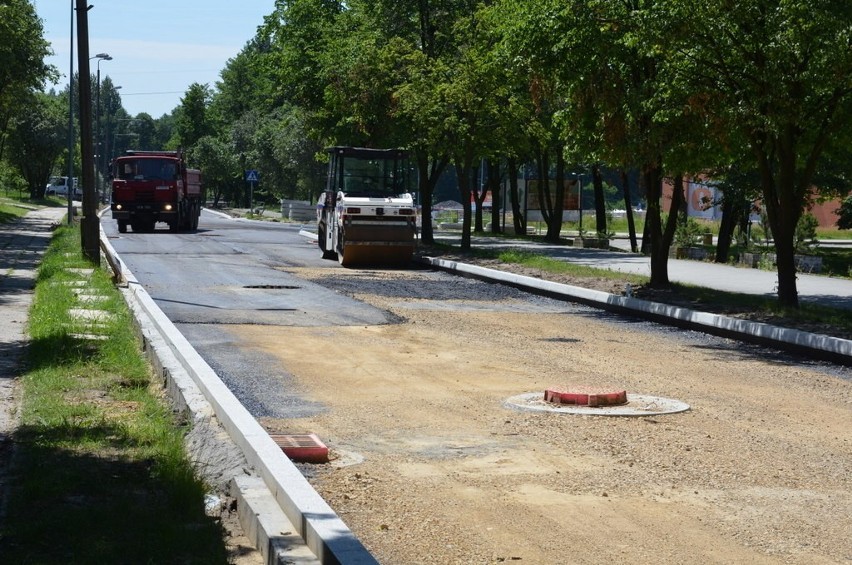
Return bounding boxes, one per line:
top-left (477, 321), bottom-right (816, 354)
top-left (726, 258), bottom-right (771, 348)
top-left (0, 206), bottom-right (67, 530)
top-left (433, 232), bottom-right (852, 310)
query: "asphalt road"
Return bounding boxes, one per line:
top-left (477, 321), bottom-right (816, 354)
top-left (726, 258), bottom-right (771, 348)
top-left (102, 209), bottom-right (398, 418)
top-left (102, 209), bottom-right (851, 421)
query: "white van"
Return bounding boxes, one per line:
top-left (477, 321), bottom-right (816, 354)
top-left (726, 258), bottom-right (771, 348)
top-left (44, 176), bottom-right (81, 198)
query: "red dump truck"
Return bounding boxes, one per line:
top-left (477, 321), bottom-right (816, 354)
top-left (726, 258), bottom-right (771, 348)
top-left (110, 150), bottom-right (202, 233)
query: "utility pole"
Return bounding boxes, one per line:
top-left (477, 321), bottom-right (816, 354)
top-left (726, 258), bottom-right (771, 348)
top-left (67, 0), bottom-right (74, 226)
top-left (76, 0), bottom-right (99, 265)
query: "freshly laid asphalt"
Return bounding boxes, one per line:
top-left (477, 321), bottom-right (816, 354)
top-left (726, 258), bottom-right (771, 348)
top-left (1, 206), bottom-right (851, 552)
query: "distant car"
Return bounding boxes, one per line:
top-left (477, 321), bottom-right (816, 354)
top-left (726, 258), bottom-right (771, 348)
top-left (44, 176), bottom-right (82, 199)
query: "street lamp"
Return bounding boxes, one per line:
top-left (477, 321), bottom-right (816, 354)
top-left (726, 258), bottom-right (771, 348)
top-left (91, 53), bottom-right (111, 196)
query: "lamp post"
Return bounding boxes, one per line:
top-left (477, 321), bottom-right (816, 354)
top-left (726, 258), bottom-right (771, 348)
top-left (92, 53), bottom-right (111, 197)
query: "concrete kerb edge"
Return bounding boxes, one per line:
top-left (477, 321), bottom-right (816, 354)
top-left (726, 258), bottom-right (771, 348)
top-left (98, 232), bottom-right (378, 565)
top-left (420, 256), bottom-right (852, 365)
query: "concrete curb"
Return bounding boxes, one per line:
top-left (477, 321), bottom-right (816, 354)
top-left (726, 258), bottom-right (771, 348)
top-left (98, 226), bottom-right (378, 565)
top-left (420, 256), bottom-right (852, 366)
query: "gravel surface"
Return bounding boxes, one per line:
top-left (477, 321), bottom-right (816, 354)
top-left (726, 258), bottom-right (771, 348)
top-left (221, 265), bottom-right (852, 564)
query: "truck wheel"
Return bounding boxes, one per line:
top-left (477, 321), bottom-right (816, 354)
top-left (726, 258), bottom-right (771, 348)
top-left (118, 221), bottom-right (127, 234)
top-left (191, 203), bottom-right (200, 230)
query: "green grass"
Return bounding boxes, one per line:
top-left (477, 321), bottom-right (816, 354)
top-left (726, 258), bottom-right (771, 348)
top-left (0, 198), bottom-right (34, 224)
top-left (425, 240), bottom-right (852, 335)
top-left (489, 247), bottom-right (852, 335)
top-left (1, 224), bottom-right (230, 564)
top-left (495, 248), bottom-right (649, 284)
top-left (0, 193), bottom-right (70, 225)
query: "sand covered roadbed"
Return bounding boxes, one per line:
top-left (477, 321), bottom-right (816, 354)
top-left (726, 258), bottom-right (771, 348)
top-left (237, 268), bottom-right (851, 564)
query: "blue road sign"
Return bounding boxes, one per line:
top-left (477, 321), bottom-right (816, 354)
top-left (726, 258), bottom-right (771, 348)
top-left (245, 169), bottom-right (259, 182)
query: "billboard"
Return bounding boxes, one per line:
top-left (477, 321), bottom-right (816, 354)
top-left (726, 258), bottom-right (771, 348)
top-left (526, 179), bottom-right (580, 210)
top-left (687, 181), bottom-right (721, 219)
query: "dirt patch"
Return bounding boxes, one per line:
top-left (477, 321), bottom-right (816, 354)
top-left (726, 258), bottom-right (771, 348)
top-left (235, 267), bottom-right (852, 564)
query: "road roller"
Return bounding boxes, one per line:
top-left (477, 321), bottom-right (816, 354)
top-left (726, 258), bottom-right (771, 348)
top-left (317, 146), bottom-right (417, 267)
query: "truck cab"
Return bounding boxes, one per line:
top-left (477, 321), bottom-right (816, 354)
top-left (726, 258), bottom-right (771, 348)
top-left (110, 150), bottom-right (202, 233)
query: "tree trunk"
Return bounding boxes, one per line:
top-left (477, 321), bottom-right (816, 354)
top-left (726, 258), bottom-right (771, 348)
top-left (762, 173), bottom-right (800, 308)
top-left (508, 158), bottom-right (525, 235)
top-left (455, 153), bottom-right (474, 251)
top-left (0, 111), bottom-right (11, 163)
top-left (473, 163), bottom-right (487, 233)
top-left (754, 131), bottom-right (803, 308)
top-left (416, 150), bottom-right (448, 245)
top-left (645, 160), bottom-right (669, 288)
top-left (546, 147), bottom-right (565, 242)
top-left (592, 164), bottom-right (607, 236)
top-left (640, 166), bottom-right (652, 255)
top-left (715, 195), bottom-right (747, 263)
top-left (621, 170), bottom-right (638, 252)
top-left (488, 159), bottom-right (502, 234)
top-left (663, 174), bottom-right (685, 250)
top-left (536, 149), bottom-right (551, 227)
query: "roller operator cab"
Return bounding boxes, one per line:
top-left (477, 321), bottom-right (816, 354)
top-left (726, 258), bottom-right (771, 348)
top-left (110, 150), bottom-right (203, 233)
top-left (317, 147), bottom-right (417, 267)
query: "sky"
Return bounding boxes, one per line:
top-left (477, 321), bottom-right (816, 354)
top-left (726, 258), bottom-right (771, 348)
top-left (34, 0), bottom-right (275, 118)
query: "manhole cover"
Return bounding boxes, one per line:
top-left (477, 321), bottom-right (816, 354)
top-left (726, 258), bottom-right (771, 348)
top-left (504, 392), bottom-right (690, 417)
top-left (544, 386), bottom-right (628, 406)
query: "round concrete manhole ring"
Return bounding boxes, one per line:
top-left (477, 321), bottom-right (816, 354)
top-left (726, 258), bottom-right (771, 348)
top-left (544, 386), bottom-right (628, 407)
top-left (504, 392), bottom-right (690, 417)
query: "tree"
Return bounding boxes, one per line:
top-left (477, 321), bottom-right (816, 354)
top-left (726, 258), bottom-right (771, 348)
top-left (659, 0), bottom-right (852, 306)
top-left (129, 113), bottom-right (159, 151)
top-left (7, 93), bottom-right (67, 198)
top-left (256, 0), bottom-right (343, 113)
top-left (0, 0), bottom-right (54, 163)
top-left (189, 135), bottom-right (239, 207)
top-left (173, 83), bottom-right (213, 149)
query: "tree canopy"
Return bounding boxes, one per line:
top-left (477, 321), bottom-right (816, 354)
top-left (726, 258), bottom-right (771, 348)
top-left (33, 0), bottom-right (842, 307)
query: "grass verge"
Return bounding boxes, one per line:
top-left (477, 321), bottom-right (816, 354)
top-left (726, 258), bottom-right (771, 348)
top-left (0, 224), bottom-right (230, 564)
top-left (0, 198), bottom-right (37, 224)
top-left (425, 243), bottom-right (852, 339)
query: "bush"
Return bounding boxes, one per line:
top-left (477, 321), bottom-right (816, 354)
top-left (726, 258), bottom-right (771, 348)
top-left (0, 162), bottom-right (28, 196)
top-left (674, 217), bottom-right (705, 247)
top-left (795, 213), bottom-right (819, 253)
